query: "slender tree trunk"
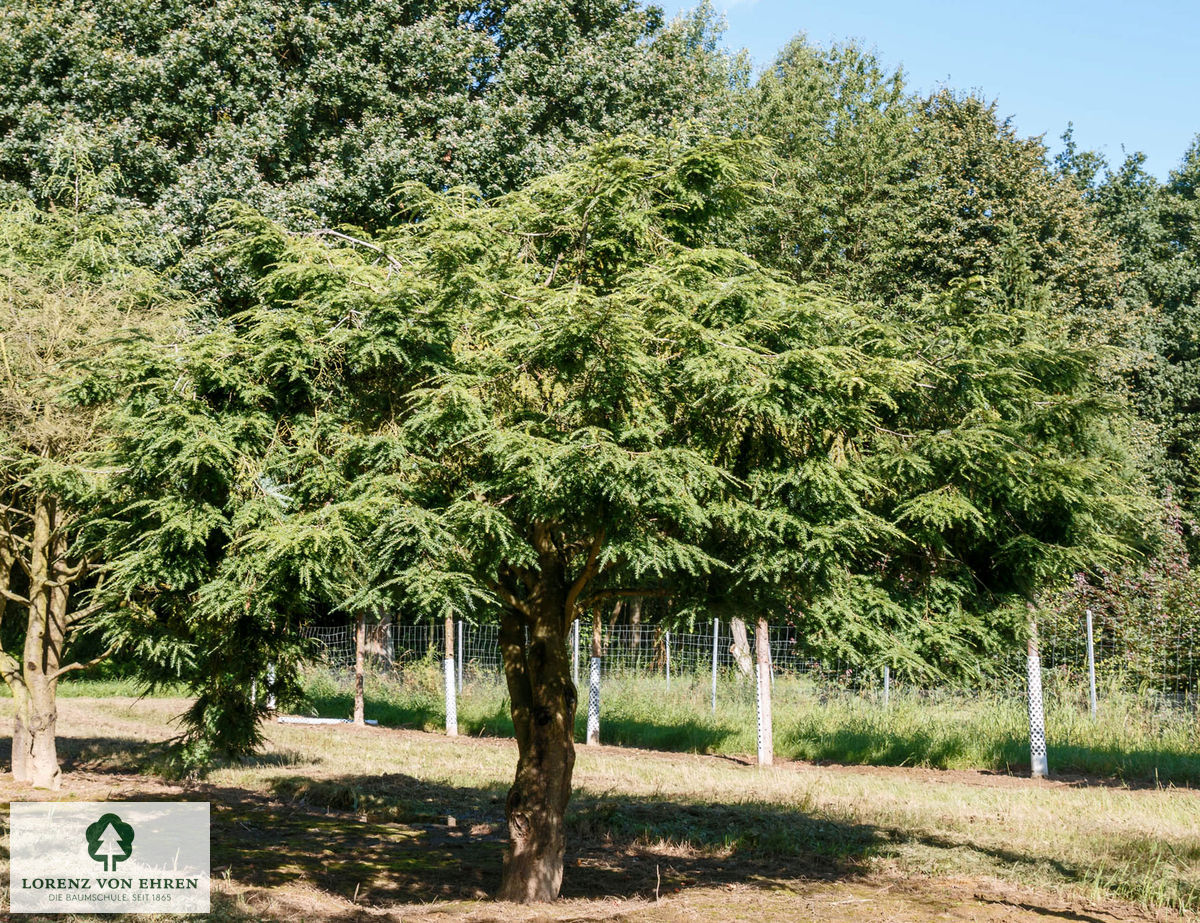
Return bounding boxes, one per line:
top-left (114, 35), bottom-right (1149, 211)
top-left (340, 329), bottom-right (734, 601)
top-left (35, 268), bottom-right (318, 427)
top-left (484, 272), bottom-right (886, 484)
top-left (730, 617), bottom-right (753, 676)
top-left (353, 611), bottom-right (366, 727)
top-left (15, 496), bottom-right (64, 789)
top-left (628, 597), bottom-right (641, 658)
top-left (755, 616), bottom-right (773, 767)
top-left (498, 596), bottom-right (577, 902)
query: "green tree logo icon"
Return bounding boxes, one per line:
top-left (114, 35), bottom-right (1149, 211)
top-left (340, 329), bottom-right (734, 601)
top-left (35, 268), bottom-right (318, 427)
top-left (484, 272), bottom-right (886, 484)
top-left (85, 813), bottom-right (135, 872)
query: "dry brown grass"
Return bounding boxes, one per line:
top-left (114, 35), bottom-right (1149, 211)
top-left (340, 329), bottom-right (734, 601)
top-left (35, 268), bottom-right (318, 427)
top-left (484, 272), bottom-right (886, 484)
top-left (0, 696), bottom-right (1196, 922)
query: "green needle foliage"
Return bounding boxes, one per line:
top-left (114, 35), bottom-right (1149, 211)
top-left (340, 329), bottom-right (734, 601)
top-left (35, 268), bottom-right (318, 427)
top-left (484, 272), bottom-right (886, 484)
top-left (99, 135), bottom-right (1149, 771)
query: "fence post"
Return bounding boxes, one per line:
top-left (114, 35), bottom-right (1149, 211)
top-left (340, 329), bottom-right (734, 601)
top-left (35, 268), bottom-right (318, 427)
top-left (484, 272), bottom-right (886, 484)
top-left (883, 664), bottom-right (890, 708)
top-left (444, 614), bottom-right (457, 737)
top-left (1026, 604), bottom-right (1049, 779)
top-left (457, 619), bottom-right (464, 694)
top-left (711, 618), bottom-right (719, 714)
top-left (665, 630), bottom-right (671, 692)
top-left (1085, 608), bottom-right (1097, 719)
top-left (353, 613), bottom-right (366, 726)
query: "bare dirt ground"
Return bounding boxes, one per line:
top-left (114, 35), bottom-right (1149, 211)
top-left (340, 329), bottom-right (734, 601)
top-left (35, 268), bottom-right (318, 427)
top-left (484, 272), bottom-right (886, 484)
top-left (0, 698), bottom-right (1195, 922)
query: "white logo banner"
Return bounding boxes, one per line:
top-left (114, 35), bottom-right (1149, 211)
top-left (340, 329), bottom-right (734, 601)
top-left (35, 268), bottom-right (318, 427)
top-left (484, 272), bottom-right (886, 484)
top-left (9, 802), bottom-right (210, 914)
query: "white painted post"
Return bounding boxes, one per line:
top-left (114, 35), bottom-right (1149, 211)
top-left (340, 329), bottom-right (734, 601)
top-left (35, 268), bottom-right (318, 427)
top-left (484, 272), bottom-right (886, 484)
top-left (444, 615), bottom-right (457, 737)
top-left (1085, 608), bottom-right (1097, 719)
top-left (1027, 605), bottom-right (1048, 779)
top-left (665, 630), bottom-right (671, 692)
top-left (457, 619), bottom-right (464, 694)
top-left (883, 664), bottom-right (891, 708)
top-left (711, 618), bottom-right (719, 714)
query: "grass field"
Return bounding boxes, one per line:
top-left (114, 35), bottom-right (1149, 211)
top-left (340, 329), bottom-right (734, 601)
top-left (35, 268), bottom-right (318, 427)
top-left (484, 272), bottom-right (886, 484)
top-left (0, 695), bottom-right (1197, 922)
top-left (296, 663), bottom-right (1200, 787)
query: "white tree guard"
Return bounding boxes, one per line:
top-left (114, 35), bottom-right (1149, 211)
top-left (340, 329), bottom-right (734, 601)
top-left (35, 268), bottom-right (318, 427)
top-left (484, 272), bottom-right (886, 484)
top-left (586, 656), bottom-right (601, 745)
top-left (444, 656), bottom-right (458, 737)
top-left (572, 619), bottom-right (580, 685)
top-left (883, 664), bottom-right (891, 708)
top-left (756, 658), bottom-right (772, 766)
top-left (265, 663), bottom-right (276, 711)
top-left (1026, 645), bottom-right (1048, 778)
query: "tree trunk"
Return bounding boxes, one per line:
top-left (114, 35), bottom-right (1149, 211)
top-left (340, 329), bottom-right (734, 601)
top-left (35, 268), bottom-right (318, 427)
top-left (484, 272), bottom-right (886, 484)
top-left (14, 496), bottom-right (64, 789)
top-left (353, 611), bottom-right (366, 727)
top-left (730, 617), bottom-right (753, 676)
top-left (755, 616), bottom-right (773, 767)
top-left (497, 596), bottom-right (577, 902)
top-left (628, 597), bottom-right (641, 658)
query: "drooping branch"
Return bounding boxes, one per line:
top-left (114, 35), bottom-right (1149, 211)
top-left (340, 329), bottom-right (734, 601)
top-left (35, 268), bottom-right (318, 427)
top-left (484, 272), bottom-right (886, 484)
top-left (48, 645), bottom-right (116, 681)
top-left (0, 586), bottom-right (31, 606)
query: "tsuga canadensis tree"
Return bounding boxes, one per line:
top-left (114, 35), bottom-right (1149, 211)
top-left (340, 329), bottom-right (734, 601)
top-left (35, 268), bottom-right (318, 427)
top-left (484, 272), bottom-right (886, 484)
top-left (0, 175), bottom-right (181, 788)
top-left (102, 137), bottom-right (1148, 900)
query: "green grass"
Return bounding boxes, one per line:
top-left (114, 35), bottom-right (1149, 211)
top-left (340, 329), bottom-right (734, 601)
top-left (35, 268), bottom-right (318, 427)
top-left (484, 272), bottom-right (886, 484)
top-left (0, 677), bottom-right (188, 698)
top-left (300, 664), bottom-right (1200, 785)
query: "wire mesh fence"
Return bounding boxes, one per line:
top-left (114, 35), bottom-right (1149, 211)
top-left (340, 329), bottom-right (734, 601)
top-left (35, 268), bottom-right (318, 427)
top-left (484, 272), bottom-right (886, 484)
top-left (301, 612), bottom-right (1199, 712)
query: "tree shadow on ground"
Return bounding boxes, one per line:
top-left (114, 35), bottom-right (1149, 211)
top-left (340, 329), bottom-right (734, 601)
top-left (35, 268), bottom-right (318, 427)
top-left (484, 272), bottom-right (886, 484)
top-left (5, 727), bottom-right (1193, 919)
top-left (195, 770), bottom-right (880, 909)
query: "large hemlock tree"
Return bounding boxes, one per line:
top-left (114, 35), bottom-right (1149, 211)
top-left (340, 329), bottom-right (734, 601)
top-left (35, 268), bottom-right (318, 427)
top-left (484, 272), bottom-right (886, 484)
top-left (102, 137), bottom-right (1147, 899)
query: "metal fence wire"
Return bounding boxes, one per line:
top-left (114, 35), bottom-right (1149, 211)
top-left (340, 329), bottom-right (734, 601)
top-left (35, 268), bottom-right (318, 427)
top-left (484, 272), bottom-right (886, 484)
top-left (301, 612), bottom-right (1198, 709)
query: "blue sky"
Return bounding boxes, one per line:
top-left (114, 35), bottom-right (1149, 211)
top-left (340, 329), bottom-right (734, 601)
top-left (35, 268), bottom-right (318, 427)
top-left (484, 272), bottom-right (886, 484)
top-left (655, 0), bottom-right (1200, 180)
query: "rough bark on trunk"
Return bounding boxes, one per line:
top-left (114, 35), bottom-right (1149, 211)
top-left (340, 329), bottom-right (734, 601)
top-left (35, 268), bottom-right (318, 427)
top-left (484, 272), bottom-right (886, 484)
top-left (755, 616), bottom-right (773, 767)
top-left (5, 496), bottom-right (70, 789)
top-left (366, 611), bottom-right (393, 663)
top-left (353, 611), bottom-right (366, 727)
top-left (497, 596), bottom-right (577, 902)
top-left (629, 597), bottom-right (641, 652)
top-left (730, 617), bottom-right (753, 676)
